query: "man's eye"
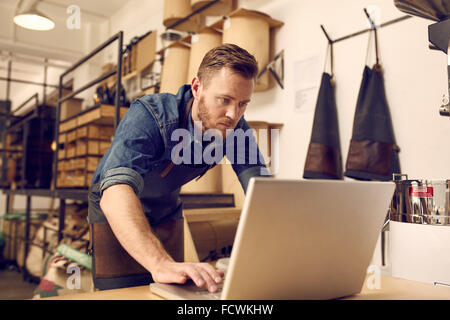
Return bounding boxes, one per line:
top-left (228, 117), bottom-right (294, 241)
top-left (239, 102), bottom-right (248, 108)
top-left (218, 97), bottom-right (229, 105)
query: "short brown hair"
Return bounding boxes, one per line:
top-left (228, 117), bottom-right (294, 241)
top-left (197, 43), bottom-right (258, 86)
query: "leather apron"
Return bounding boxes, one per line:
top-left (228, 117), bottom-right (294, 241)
top-left (88, 98), bottom-right (214, 290)
top-left (303, 42), bottom-right (343, 179)
top-left (344, 29), bottom-right (401, 181)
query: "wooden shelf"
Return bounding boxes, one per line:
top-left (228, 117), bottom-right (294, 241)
top-left (58, 104), bottom-right (128, 134)
top-left (183, 207), bottom-right (241, 223)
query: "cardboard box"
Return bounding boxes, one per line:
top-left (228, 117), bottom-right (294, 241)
top-left (60, 98), bottom-right (83, 121)
top-left (136, 32), bottom-right (157, 73)
top-left (76, 125), bottom-right (114, 141)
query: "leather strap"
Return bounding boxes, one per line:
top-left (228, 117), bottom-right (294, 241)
top-left (366, 28), bottom-right (381, 69)
top-left (323, 42), bottom-right (334, 80)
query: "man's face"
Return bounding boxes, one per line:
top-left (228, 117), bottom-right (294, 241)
top-left (192, 67), bottom-right (254, 138)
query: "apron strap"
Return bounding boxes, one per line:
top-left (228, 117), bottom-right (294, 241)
top-left (323, 42), bottom-right (334, 79)
top-left (160, 97), bottom-right (194, 178)
top-left (374, 27), bottom-right (379, 66)
top-left (365, 27), bottom-right (381, 69)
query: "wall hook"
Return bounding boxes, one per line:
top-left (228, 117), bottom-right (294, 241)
top-left (257, 49), bottom-right (284, 89)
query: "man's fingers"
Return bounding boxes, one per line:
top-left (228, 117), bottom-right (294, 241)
top-left (197, 268), bottom-right (218, 293)
top-left (152, 262), bottom-right (224, 290)
top-left (200, 263), bottom-right (224, 284)
top-left (184, 266), bottom-right (206, 288)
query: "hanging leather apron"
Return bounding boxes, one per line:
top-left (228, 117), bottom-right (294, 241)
top-left (303, 42), bottom-right (343, 179)
top-left (88, 98), bottom-right (214, 290)
top-left (344, 28), bottom-right (401, 181)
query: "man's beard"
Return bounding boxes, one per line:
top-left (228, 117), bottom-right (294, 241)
top-left (197, 96), bottom-right (230, 138)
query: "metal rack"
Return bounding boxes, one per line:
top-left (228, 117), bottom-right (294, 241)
top-left (0, 93), bottom-right (56, 189)
top-left (53, 31), bottom-right (124, 191)
top-left (1, 203), bottom-right (90, 283)
top-left (1, 188), bottom-right (90, 281)
top-left (320, 10), bottom-right (412, 46)
top-left (0, 31), bottom-right (124, 281)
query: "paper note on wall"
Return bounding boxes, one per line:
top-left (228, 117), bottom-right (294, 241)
top-left (293, 55), bottom-right (320, 113)
top-left (295, 86), bottom-right (317, 113)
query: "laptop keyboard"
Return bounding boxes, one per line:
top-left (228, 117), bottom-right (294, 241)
top-left (189, 283), bottom-right (223, 300)
top-left (183, 275), bottom-right (225, 300)
top-left (194, 291), bottom-right (222, 300)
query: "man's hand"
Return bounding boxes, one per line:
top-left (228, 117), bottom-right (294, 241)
top-left (151, 260), bottom-right (225, 293)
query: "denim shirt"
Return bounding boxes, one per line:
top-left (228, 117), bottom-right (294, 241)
top-left (88, 85), bottom-right (268, 225)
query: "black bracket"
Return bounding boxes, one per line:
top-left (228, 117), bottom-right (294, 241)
top-left (320, 25), bottom-right (334, 77)
top-left (364, 8), bottom-right (379, 66)
top-left (320, 25), bottom-right (333, 44)
top-left (257, 50), bottom-right (284, 89)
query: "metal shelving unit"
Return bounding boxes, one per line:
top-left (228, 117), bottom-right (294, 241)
top-left (1, 188), bottom-right (89, 281)
top-left (2, 94), bottom-right (56, 189)
top-left (53, 31), bottom-right (125, 189)
top-left (1, 31), bottom-right (124, 281)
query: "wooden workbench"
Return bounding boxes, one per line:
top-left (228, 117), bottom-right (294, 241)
top-left (43, 274), bottom-right (450, 300)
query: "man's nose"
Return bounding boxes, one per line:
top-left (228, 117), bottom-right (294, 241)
top-left (225, 104), bottom-right (239, 121)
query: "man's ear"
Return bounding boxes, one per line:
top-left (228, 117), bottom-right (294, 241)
top-left (191, 76), bottom-right (201, 99)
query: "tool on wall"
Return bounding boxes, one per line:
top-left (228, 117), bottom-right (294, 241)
top-left (257, 50), bottom-right (285, 90)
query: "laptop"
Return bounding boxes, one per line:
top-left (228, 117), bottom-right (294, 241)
top-left (150, 178), bottom-right (395, 300)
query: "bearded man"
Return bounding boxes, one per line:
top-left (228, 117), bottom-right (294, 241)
top-left (88, 44), bottom-right (269, 292)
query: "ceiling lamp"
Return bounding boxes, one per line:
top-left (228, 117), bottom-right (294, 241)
top-left (13, 0), bottom-right (55, 31)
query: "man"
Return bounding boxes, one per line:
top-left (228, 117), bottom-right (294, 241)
top-left (88, 44), bottom-right (269, 292)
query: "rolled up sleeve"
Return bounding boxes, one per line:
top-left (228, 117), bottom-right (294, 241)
top-left (100, 167), bottom-right (145, 197)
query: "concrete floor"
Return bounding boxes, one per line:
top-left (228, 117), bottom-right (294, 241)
top-left (0, 266), bottom-right (38, 300)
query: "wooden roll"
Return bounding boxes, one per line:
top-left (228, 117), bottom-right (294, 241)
top-left (164, 0), bottom-right (205, 32)
top-left (187, 27), bottom-right (222, 83)
top-left (191, 0), bottom-right (236, 16)
top-left (188, 219), bottom-right (238, 262)
top-left (222, 9), bottom-right (283, 92)
top-left (160, 42), bottom-right (191, 95)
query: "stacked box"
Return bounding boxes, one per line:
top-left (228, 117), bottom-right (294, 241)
top-left (56, 104), bottom-right (128, 188)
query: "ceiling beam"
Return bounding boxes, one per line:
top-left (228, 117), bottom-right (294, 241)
top-left (0, 35), bottom-right (82, 63)
top-left (0, 51), bottom-right (71, 68)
